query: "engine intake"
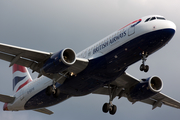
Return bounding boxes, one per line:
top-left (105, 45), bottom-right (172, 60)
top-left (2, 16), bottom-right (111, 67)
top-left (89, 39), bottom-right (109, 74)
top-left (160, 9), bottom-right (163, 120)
top-left (41, 48), bottom-right (76, 74)
top-left (61, 48), bottom-right (76, 65)
top-left (148, 76), bottom-right (163, 93)
top-left (128, 76), bottom-right (163, 102)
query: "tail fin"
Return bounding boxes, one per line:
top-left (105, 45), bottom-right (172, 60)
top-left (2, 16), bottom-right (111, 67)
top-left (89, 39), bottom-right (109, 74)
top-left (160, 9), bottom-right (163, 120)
top-left (12, 64), bottom-right (32, 93)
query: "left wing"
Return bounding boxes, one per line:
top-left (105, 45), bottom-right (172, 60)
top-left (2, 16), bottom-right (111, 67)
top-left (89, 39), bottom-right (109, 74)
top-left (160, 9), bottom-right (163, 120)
top-left (0, 43), bottom-right (88, 82)
top-left (0, 42), bottom-right (51, 72)
top-left (93, 72), bottom-right (180, 110)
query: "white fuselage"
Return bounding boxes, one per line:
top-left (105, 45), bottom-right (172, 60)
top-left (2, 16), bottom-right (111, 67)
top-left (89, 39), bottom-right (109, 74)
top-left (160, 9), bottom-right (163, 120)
top-left (7, 76), bottom-right (52, 111)
top-left (77, 16), bottom-right (175, 59)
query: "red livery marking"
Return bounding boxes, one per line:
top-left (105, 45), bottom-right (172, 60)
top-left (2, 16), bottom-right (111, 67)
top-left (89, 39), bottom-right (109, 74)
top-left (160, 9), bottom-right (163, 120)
top-left (3, 103), bottom-right (8, 111)
top-left (119, 19), bottom-right (142, 30)
top-left (13, 64), bottom-right (27, 73)
top-left (16, 79), bottom-right (32, 92)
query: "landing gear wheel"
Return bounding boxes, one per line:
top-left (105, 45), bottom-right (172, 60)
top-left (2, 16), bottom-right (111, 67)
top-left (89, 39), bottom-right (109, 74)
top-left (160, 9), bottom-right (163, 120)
top-left (46, 86), bottom-right (53, 96)
top-left (102, 103), bottom-right (110, 113)
top-left (53, 88), bottom-right (60, 98)
top-left (140, 64), bottom-right (149, 72)
top-left (102, 85), bottom-right (119, 115)
top-left (144, 65), bottom-right (149, 72)
top-left (102, 103), bottom-right (117, 115)
top-left (140, 64), bottom-right (144, 71)
top-left (140, 51), bottom-right (149, 72)
top-left (109, 105), bottom-right (117, 115)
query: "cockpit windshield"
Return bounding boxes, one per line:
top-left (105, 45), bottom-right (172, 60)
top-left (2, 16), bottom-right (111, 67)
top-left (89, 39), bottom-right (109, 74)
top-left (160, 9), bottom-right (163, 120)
top-left (157, 17), bottom-right (166, 20)
top-left (145, 16), bottom-right (166, 22)
top-left (145, 18), bottom-right (150, 22)
top-left (150, 17), bottom-right (156, 21)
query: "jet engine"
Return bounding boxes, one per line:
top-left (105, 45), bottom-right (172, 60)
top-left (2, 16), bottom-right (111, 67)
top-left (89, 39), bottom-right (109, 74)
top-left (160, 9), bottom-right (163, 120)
top-left (128, 76), bottom-right (163, 102)
top-left (41, 48), bottom-right (76, 74)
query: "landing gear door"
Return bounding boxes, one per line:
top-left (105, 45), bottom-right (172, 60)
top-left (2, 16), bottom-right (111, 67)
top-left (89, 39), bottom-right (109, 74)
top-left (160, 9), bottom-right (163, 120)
top-left (128, 25), bottom-right (135, 36)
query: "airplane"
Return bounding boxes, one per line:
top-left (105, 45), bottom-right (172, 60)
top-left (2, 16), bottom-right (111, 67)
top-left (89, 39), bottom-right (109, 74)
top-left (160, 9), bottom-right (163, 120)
top-left (0, 15), bottom-right (180, 115)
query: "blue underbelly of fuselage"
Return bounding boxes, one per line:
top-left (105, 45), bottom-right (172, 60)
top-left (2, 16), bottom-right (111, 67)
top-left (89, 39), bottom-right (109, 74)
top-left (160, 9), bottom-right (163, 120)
top-left (24, 28), bottom-right (175, 110)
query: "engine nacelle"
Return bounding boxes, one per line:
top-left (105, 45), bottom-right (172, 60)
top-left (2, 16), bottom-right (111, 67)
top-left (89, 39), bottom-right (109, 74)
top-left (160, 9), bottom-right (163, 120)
top-left (41, 48), bottom-right (76, 74)
top-left (128, 76), bottom-right (163, 102)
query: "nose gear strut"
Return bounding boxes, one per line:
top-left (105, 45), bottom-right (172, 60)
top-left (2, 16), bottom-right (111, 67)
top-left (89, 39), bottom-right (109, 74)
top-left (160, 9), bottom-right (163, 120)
top-left (140, 51), bottom-right (149, 72)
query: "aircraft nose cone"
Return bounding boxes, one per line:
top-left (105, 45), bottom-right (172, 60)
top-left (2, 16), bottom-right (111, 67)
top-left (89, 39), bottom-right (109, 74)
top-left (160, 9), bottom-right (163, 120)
top-left (168, 20), bottom-right (176, 31)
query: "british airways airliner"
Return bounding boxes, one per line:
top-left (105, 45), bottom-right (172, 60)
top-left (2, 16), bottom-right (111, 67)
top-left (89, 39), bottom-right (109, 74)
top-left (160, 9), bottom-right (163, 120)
top-left (0, 15), bottom-right (180, 115)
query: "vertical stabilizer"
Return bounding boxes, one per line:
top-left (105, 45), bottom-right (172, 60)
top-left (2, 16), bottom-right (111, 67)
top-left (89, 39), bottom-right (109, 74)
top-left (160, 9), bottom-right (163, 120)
top-left (12, 64), bottom-right (32, 93)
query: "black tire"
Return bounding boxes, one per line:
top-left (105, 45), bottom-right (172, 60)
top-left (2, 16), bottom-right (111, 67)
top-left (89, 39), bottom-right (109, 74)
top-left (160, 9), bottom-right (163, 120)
top-left (46, 86), bottom-right (53, 96)
top-left (102, 103), bottom-right (109, 113)
top-left (109, 105), bottom-right (117, 115)
top-left (140, 64), bottom-right (144, 71)
top-left (53, 88), bottom-right (60, 98)
top-left (144, 65), bottom-right (149, 72)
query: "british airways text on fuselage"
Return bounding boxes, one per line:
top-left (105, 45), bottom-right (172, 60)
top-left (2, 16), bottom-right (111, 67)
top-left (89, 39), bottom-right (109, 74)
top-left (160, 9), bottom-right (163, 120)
top-left (77, 19), bottom-right (142, 58)
top-left (93, 30), bottom-right (127, 54)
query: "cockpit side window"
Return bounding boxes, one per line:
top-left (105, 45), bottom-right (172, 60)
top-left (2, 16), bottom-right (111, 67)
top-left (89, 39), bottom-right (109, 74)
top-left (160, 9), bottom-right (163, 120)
top-left (157, 17), bottom-right (166, 20)
top-left (150, 17), bottom-right (156, 21)
top-left (145, 18), bottom-right (150, 22)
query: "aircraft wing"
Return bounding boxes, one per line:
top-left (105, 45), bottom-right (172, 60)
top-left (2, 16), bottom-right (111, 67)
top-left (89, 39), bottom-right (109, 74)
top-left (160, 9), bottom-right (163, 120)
top-left (0, 43), bottom-right (51, 72)
top-left (33, 108), bottom-right (53, 115)
top-left (141, 92), bottom-right (180, 109)
top-left (0, 43), bottom-right (88, 81)
top-left (92, 72), bottom-right (180, 110)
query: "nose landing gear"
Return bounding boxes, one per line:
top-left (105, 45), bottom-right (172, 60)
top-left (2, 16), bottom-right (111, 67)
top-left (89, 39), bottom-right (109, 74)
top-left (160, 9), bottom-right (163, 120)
top-left (140, 51), bottom-right (149, 72)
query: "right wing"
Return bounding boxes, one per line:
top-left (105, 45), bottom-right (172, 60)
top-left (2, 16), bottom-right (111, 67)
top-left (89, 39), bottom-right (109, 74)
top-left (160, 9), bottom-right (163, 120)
top-left (142, 93), bottom-right (180, 109)
top-left (93, 72), bottom-right (180, 110)
top-left (0, 43), bottom-right (88, 83)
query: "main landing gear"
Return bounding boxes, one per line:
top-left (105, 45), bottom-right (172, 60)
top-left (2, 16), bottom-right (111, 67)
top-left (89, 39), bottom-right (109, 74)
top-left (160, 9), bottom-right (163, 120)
top-left (140, 51), bottom-right (149, 72)
top-left (102, 102), bottom-right (117, 115)
top-left (46, 81), bottom-right (60, 98)
top-left (46, 72), bottom-right (68, 98)
top-left (102, 85), bottom-right (123, 115)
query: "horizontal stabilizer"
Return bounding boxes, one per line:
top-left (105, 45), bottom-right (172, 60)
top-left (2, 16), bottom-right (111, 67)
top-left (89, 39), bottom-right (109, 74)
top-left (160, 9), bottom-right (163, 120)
top-left (0, 94), bottom-right (15, 103)
top-left (34, 108), bottom-right (53, 115)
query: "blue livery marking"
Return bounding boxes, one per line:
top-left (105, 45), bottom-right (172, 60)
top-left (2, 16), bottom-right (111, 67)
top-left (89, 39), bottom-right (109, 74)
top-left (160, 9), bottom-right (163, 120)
top-left (13, 76), bottom-right (26, 90)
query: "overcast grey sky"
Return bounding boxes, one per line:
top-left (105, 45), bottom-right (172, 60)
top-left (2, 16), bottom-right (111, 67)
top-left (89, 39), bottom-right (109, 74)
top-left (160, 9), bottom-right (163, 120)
top-left (0, 0), bottom-right (180, 120)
